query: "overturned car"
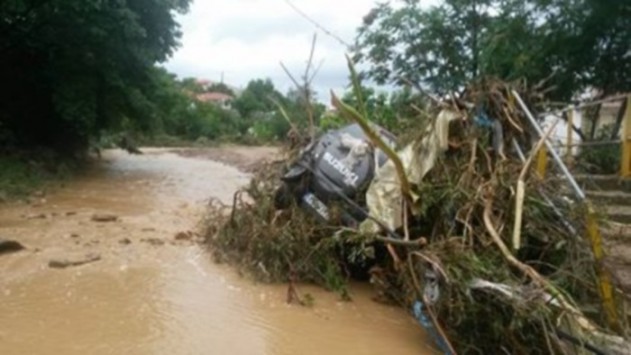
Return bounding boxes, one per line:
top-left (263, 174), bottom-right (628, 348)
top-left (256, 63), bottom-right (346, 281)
top-left (274, 123), bottom-right (397, 228)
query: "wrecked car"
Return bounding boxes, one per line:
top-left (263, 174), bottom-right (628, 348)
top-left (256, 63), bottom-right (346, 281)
top-left (274, 123), bottom-right (397, 228)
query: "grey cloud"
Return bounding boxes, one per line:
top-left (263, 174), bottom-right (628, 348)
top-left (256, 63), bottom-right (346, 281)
top-left (208, 15), bottom-right (352, 44)
top-left (165, 0), bottom-right (381, 103)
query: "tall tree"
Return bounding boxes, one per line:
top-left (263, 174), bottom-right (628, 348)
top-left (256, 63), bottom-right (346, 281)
top-left (0, 0), bottom-right (190, 153)
top-left (233, 79), bottom-right (284, 119)
top-left (354, 0), bottom-right (631, 100)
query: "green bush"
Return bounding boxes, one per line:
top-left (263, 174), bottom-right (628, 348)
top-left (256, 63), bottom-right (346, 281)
top-left (0, 152), bottom-right (76, 198)
top-left (577, 124), bottom-right (621, 174)
top-left (319, 113), bottom-right (345, 131)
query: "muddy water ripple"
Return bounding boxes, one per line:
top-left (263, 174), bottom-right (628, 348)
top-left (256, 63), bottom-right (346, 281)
top-left (0, 148), bottom-right (433, 355)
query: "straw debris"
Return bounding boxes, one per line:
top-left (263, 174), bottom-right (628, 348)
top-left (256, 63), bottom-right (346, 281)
top-left (203, 76), bottom-right (630, 353)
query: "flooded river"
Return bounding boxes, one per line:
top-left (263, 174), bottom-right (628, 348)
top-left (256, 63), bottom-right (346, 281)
top-left (0, 148), bottom-right (433, 355)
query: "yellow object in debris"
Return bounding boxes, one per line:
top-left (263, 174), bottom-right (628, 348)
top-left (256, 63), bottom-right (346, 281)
top-left (585, 203), bottom-right (620, 331)
top-left (535, 145), bottom-right (548, 179)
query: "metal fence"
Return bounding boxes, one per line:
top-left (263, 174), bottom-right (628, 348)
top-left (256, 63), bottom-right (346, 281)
top-left (534, 94), bottom-right (631, 178)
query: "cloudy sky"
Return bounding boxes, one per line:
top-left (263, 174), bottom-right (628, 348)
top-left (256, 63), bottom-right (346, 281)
top-left (163, 0), bottom-right (385, 101)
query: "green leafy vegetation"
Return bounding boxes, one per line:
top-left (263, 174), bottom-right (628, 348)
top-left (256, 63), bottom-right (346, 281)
top-left (355, 0), bottom-right (630, 101)
top-left (205, 161), bottom-right (357, 300)
top-left (2, 0), bottom-right (628, 159)
top-left (0, 151), bottom-right (76, 198)
top-left (577, 124), bottom-right (622, 174)
top-left (0, 157), bottom-right (44, 197)
top-left (0, 0), bottom-right (191, 153)
top-left (0, 1), bottom-right (315, 152)
top-left (205, 75), bottom-right (629, 353)
top-left (351, 0), bottom-right (629, 177)
top-left (125, 74), bottom-right (327, 146)
top-left (0, 0), bottom-right (328, 196)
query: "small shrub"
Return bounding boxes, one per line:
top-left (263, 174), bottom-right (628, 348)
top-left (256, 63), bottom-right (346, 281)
top-left (577, 124), bottom-right (621, 174)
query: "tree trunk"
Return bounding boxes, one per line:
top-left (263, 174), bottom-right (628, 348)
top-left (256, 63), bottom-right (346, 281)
top-left (587, 103), bottom-right (602, 141)
top-left (610, 98), bottom-right (628, 140)
top-left (564, 111), bottom-right (587, 142)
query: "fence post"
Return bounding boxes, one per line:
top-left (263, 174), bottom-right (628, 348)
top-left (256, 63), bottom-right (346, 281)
top-left (566, 109), bottom-right (574, 166)
top-left (622, 95), bottom-right (631, 178)
top-left (513, 91), bottom-right (619, 331)
top-left (536, 146), bottom-right (548, 179)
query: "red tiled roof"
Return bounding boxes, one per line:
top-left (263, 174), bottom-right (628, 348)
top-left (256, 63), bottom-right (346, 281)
top-left (196, 92), bottom-right (233, 102)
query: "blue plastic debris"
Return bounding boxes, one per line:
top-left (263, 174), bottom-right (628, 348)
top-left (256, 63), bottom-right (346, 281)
top-left (474, 109), bottom-right (505, 156)
top-left (413, 301), bottom-right (453, 355)
top-left (473, 110), bottom-right (494, 128)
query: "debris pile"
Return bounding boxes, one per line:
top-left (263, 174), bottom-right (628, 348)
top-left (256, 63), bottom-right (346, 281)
top-left (204, 160), bottom-right (357, 298)
top-left (204, 77), bottom-right (630, 353)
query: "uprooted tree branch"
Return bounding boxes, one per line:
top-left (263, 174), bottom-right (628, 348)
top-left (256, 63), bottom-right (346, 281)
top-left (202, 55), bottom-right (630, 353)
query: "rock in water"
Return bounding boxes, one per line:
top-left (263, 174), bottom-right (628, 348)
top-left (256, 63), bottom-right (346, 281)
top-left (118, 134), bottom-right (143, 155)
top-left (174, 231), bottom-right (193, 241)
top-left (91, 213), bottom-right (118, 222)
top-left (49, 253), bottom-right (101, 269)
top-left (141, 238), bottom-right (165, 246)
top-left (25, 213), bottom-right (47, 220)
top-left (0, 239), bottom-right (25, 255)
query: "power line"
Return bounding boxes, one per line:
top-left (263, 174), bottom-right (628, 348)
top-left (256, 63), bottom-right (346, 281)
top-left (283, 0), bottom-right (352, 48)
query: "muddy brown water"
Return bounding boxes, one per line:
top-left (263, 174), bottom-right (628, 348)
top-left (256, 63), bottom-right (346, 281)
top-left (0, 148), bottom-right (434, 355)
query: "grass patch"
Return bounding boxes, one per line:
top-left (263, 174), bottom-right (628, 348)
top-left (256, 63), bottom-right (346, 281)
top-left (0, 151), bottom-right (77, 200)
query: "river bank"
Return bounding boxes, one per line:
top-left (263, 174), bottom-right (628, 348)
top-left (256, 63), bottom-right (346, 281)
top-left (0, 150), bottom-right (80, 201)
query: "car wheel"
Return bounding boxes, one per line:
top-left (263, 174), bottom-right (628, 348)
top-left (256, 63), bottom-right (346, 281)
top-left (273, 183), bottom-right (293, 209)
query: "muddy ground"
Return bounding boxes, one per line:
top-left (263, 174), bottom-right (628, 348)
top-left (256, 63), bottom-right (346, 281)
top-left (1, 145), bottom-right (628, 354)
top-left (168, 145), bottom-right (281, 172)
top-left (602, 222), bottom-right (631, 295)
top-left (0, 147), bottom-right (434, 355)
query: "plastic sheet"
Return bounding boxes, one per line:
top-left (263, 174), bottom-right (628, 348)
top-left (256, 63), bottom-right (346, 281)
top-left (360, 109), bottom-right (462, 233)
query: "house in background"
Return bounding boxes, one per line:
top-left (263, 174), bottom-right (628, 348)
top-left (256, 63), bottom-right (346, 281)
top-left (196, 92), bottom-right (233, 110)
top-left (184, 78), bottom-right (239, 110)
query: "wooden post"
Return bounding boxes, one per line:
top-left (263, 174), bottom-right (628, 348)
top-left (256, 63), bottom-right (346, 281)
top-left (622, 95), bottom-right (631, 178)
top-left (513, 91), bottom-right (620, 329)
top-left (536, 145), bottom-right (548, 179)
top-left (566, 109), bottom-right (574, 166)
top-left (585, 202), bottom-right (620, 332)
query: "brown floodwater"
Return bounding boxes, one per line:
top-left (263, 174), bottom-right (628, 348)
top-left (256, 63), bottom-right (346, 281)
top-left (0, 148), bottom-right (434, 355)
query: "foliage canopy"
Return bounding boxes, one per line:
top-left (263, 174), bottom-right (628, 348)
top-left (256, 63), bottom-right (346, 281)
top-left (354, 0), bottom-right (631, 100)
top-left (0, 0), bottom-right (190, 153)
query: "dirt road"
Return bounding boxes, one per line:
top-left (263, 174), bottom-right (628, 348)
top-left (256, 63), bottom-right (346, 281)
top-left (0, 147), bottom-right (433, 355)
